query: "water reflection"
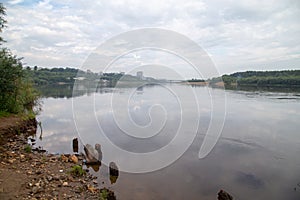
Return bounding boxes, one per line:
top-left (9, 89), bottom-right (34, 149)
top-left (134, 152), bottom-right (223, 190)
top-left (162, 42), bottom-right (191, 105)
top-left (34, 84), bottom-right (300, 200)
top-left (235, 171), bottom-right (264, 189)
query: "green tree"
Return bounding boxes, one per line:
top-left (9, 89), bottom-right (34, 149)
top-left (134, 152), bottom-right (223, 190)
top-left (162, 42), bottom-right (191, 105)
top-left (0, 4), bottom-right (39, 114)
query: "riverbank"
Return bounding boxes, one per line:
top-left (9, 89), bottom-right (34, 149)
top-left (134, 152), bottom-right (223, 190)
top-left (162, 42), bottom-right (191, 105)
top-left (0, 116), bottom-right (115, 200)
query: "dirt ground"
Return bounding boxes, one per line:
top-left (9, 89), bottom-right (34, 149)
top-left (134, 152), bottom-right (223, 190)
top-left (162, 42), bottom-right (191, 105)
top-left (0, 116), bottom-right (115, 200)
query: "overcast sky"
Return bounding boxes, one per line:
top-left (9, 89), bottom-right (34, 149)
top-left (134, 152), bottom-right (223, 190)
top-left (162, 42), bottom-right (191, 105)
top-left (1, 0), bottom-right (300, 77)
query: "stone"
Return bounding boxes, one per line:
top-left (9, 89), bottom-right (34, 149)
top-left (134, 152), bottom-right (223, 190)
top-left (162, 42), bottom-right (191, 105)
top-left (109, 162), bottom-right (119, 177)
top-left (70, 155), bottom-right (78, 164)
top-left (62, 182), bottom-right (68, 186)
top-left (32, 186), bottom-right (39, 194)
top-left (35, 170), bottom-right (42, 175)
top-left (61, 154), bottom-right (68, 162)
top-left (218, 190), bottom-right (233, 200)
top-left (87, 185), bottom-right (98, 193)
top-left (84, 144), bottom-right (102, 164)
top-left (47, 176), bottom-right (53, 182)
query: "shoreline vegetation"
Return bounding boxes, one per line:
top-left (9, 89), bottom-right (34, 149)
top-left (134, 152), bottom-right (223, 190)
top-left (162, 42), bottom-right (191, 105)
top-left (26, 67), bottom-right (300, 90)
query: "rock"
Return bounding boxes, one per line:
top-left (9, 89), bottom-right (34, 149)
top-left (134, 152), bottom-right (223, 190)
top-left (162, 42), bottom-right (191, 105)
top-left (70, 154), bottom-right (78, 164)
top-left (109, 162), bottom-right (119, 184)
top-left (7, 159), bottom-right (15, 164)
top-left (218, 190), bottom-right (233, 200)
top-left (35, 170), bottom-right (42, 175)
top-left (84, 144), bottom-right (102, 164)
top-left (61, 154), bottom-right (68, 162)
top-left (47, 176), bottom-right (53, 182)
top-left (87, 185), bottom-right (98, 193)
top-left (52, 191), bottom-right (59, 196)
top-left (53, 175), bottom-right (60, 181)
top-left (32, 186), bottom-right (39, 194)
top-left (62, 182), bottom-right (68, 186)
top-left (59, 169), bottom-right (63, 173)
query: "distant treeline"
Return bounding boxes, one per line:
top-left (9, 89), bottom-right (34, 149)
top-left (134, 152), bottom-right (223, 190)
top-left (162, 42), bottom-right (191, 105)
top-left (24, 67), bottom-right (158, 86)
top-left (187, 78), bottom-right (205, 82)
top-left (24, 67), bottom-right (129, 85)
top-left (25, 67), bottom-right (80, 85)
top-left (210, 70), bottom-right (300, 87)
top-left (26, 67), bottom-right (300, 88)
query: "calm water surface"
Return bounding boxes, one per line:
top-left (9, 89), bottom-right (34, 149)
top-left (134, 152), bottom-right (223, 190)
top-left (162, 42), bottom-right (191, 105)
top-left (35, 84), bottom-right (300, 200)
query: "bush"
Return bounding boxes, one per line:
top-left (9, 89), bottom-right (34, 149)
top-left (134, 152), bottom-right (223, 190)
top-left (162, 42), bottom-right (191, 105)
top-left (0, 49), bottom-right (39, 114)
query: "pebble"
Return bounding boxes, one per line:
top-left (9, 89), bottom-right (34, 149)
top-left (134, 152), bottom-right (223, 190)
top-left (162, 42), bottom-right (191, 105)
top-left (47, 175), bottom-right (53, 182)
top-left (32, 186), bottom-right (39, 194)
top-left (71, 154), bottom-right (78, 164)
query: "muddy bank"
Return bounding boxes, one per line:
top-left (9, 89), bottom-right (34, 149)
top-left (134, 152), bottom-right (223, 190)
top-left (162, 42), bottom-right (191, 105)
top-left (0, 116), bottom-right (36, 145)
top-left (0, 116), bottom-right (115, 200)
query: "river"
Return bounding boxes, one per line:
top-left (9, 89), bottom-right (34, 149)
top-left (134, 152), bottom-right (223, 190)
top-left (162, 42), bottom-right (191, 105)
top-left (34, 84), bottom-right (300, 200)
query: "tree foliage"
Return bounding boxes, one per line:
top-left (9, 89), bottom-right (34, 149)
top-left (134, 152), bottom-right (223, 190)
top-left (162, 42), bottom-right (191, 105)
top-left (0, 4), bottom-right (39, 114)
top-left (221, 70), bottom-right (300, 87)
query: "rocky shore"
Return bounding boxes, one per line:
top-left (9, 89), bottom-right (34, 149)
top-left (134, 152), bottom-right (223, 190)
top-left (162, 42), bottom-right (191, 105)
top-left (0, 116), bottom-right (115, 200)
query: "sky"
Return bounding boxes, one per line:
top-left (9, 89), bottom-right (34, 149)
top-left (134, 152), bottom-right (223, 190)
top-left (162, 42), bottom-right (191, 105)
top-left (1, 0), bottom-right (300, 78)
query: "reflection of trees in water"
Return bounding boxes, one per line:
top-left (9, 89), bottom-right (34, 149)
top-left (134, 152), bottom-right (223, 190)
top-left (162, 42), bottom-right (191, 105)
top-left (36, 84), bottom-right (75, 98)
top-left (36, 81), bottom-right (166, 99)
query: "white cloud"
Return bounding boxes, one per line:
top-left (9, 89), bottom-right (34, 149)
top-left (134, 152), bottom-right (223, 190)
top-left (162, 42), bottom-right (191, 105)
top-left (1, 0), bottom-right (299, 75)
top-left (9, 0), bottom-right (24, 5)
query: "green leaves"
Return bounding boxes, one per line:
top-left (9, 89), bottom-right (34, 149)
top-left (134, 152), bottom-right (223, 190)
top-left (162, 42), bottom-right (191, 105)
top-left (0, 49), bottom-right (39, 113)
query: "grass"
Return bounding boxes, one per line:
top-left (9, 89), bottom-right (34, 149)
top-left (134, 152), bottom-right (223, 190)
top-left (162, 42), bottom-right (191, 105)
top-left (24, 144), bottom-right (32, 153)
top-left (99, 188), bottom-right (109, 200)
top-left (0, 111), bottom-right (11, 118)
top-left (69, 165), bottom-right (85, 177)
top-left (99, 188), bottom-right (116, 200)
